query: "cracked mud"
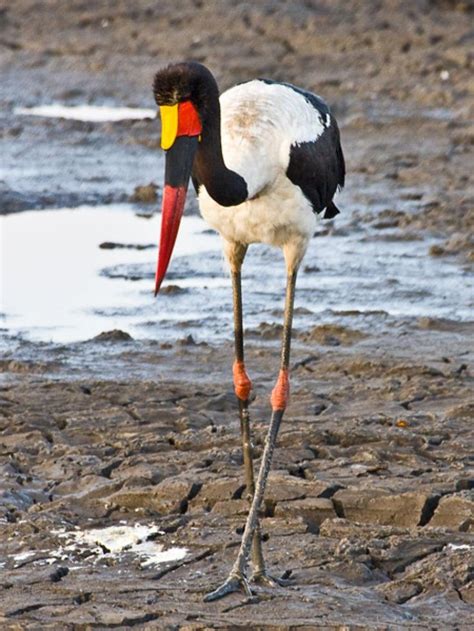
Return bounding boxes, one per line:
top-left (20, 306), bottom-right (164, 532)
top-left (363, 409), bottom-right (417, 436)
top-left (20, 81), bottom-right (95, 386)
top-left (1, 333), bottom-right (473, 628)
top-left (1, 0), bottom-right (473, 628)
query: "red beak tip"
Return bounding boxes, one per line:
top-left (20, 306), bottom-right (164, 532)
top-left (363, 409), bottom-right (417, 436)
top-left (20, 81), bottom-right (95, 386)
top-left (155, 184), bottom-right (188, 299)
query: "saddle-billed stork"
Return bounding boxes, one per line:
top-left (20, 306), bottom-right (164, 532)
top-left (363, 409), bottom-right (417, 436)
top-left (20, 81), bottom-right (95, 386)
top-left (152, 62), bottom-right (345, 601)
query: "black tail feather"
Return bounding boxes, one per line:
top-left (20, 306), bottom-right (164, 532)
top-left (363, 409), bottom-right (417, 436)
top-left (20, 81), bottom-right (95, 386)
top-left (322, 201), bottom-right (340, 219)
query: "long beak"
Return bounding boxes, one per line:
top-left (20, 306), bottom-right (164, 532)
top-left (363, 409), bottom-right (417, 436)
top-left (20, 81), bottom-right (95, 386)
top-left (155, 135), bottom-right (198, 295)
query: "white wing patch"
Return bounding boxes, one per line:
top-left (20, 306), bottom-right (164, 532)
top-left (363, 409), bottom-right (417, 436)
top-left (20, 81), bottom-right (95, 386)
top-left (218, 81), bottom-right (330, 199)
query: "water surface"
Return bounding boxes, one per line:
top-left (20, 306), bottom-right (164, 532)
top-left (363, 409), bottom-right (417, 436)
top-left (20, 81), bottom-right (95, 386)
top-left (14, 104), bottom-right (156, 122)
top-left (1, 203), bottom-right (472, 344)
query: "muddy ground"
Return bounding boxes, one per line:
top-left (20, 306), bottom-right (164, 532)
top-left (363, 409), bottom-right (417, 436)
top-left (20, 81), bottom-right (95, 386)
top-left (1, 1), bottom-right (474, 629)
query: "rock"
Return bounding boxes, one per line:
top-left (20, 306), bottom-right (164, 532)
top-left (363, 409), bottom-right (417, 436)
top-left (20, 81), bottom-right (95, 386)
top-left (195, 477), bottom-right (245, 509)
top-left (258, 516), bottom-right (309, 536)
top-left (0, 431), bottom-right (52, 455)
top-left (379, 580), bottom-right (423, 604)
top-left (313, 403), bottom-right (327, 416)
top-left (99, 242), bottom-right (154, 250)
top-left (265, 472), bottom-right (308, 504)
top-left (301, 324), bottom-right (366, 346)
top-left (444, 232), bottom-right (474, 253)
top-left (460, 582), bottom-right (474, 604)
top-left (49, 566), bottom-right (69, 583)
top-left (369, 539), bottom-right (444, 575)
top-left (319, 518), bottom-right (406, 539)
top-left (427, 232), bottom-right (474, 262)
top-left (110, 463), bottom-right (161, 485)
top-left (332, 489), bottom-right (439, 527)
top-left (54, 474), bottom-right (123, 502)
top-left (130, 183), bottom-right (158, 203)
top-left (0, 488), bottom-right (47, 511)
top-left (372, 219), bottom-right (400, 229)
top-left (160, 284), bottom-right (184, 294)
top-left (274, 497), bottom-right (337, 533)
top-left (5, 360), bottom-right (47, 373)
top-left (332, 559), bottom-right (377, 583)
top-left (428, 492), bottom-right (474, 531)
top-left (264, 472), bottom-right (329, 510)
top-left (335, 537), bottom-right (369, 558)
top-left (429, 244), bottom-right (445, 256)
top-left (456, 479), bottom-right (474, 491)
top-left (110, 476), bottom-right (201, 514)
top-left (417, 317), bottom-right (474, 333)
top-left (92, 329), bottom-right (133, 342)
top-left (250, 322), bottom-right (283, 339)
top-left (212, 499), bottom-right (249, 516)
top-left (178, 334), bottom-right (196, 346)
top-left (195, 391), bottom-right (236, 412)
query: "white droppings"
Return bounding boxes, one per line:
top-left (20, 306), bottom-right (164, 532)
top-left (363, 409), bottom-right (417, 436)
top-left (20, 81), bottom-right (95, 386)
top-left (53, 524), bottom-right (187, 568)
top-left (136, 541), bottom-right (187, 567)
top-left (445, 543), bottom-right (472, 552)
top-left (13, 550), bottom-right (36, 562)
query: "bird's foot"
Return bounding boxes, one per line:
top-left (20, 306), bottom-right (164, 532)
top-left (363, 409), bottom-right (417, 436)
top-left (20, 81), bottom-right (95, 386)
top-left (250, 568), bottom-right (292, 588)
top-left (204, 571), bottom-right (253, 602)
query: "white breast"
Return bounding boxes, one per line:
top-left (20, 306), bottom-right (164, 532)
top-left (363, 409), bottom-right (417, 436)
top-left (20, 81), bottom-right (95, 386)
top-left (198, 81), bottom-right (324, 255)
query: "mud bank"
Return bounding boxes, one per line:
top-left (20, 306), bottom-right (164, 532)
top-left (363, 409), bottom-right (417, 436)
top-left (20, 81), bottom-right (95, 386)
top-left (1, 323), bottom-right (473, 628)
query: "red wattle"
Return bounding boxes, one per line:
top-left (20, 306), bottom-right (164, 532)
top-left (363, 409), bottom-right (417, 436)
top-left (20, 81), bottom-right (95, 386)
top-left (177, 101), bottom-right (202, 137)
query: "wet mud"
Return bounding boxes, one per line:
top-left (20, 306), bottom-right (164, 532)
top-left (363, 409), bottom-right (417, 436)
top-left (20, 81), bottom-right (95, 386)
top-left (1, 0), bottom-right (474, 628)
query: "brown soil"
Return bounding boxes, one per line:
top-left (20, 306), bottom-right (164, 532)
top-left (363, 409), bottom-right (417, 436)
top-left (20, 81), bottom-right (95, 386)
top-left (1, 1), bottom-right (473, 629)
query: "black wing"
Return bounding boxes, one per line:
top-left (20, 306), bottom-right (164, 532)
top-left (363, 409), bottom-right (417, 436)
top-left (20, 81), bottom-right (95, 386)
top-left (286, 118), bottom-right (345, 219)
top-left (265, 82), bottom-right (345, 219)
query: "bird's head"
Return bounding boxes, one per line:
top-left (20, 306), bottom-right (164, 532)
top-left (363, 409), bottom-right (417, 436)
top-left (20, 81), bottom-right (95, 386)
top-left (152, 62), bottom-right (218, 295)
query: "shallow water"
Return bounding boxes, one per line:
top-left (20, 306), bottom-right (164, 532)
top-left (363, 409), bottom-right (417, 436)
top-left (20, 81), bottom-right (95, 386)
top-left (0, 205), bottom-right (219, 342)
top-left (1, 203), bottom-right (472, 344)
top-left (14, 104), bottom-right (156, 122)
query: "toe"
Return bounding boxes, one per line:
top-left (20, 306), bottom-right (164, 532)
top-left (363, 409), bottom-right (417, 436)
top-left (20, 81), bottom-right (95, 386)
top-left (204, 573), bottom-right (253, 602)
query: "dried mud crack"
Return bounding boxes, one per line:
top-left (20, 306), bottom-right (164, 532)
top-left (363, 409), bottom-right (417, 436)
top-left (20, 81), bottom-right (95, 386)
top-left (1, 0), bottom-right (474, 628)
top-left (1, 333), bottom-right (473, 628)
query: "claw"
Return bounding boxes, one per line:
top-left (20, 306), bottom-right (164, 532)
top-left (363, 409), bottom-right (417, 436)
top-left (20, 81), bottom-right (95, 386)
top-left (250, 570), bottom-right (292, 588)
top-left (204, 572), bottom-right (253, 602)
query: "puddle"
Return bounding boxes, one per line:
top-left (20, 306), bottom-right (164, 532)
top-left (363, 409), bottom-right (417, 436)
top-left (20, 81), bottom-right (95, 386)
top-left (1, 203), bottom-right (472, 344)
top-left (14, 104), bottom-right (156, 122)
top-left (0, 204), bottom-right (221, 342)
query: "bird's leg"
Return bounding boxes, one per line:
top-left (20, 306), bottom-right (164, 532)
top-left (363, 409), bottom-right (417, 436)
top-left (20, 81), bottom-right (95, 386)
top-left (231, 263), bottom-right (269, 582)
top-left (205, 269), bottom-right (298, 602)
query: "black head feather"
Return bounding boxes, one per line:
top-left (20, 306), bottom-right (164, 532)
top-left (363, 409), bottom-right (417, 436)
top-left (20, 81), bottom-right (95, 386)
top-left (153, 61), bottom-right (219, 124)
top-left (153, 61), bottom-right (248, 207)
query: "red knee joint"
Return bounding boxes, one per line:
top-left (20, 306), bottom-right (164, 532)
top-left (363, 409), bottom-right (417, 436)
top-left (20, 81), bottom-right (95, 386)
top-left (233, 360), bottom-right (252, 401)
top-left (271, 369), bottom-right (290, 411)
